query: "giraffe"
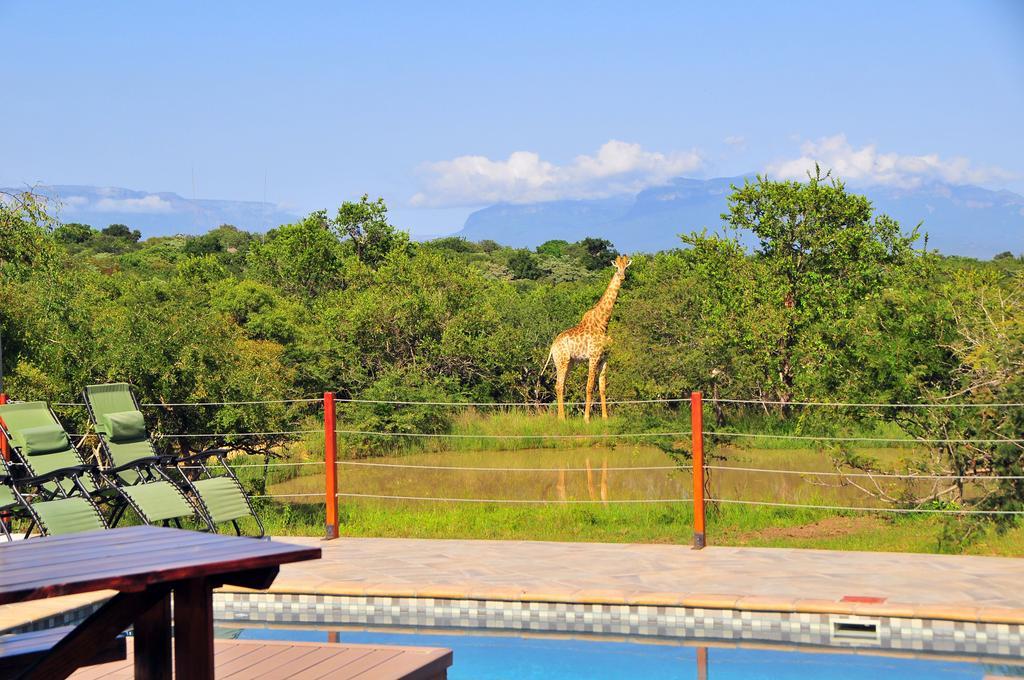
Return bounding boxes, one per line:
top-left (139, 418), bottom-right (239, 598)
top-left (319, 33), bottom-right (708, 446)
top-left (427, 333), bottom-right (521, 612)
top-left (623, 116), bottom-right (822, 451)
top-left (544, 254), bottom-right (632, 421)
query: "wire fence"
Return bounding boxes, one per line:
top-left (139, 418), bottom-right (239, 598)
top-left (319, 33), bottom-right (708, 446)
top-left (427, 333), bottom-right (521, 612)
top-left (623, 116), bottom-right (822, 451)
top-left (191, 458), bottom-right (1024, 481)
top-left (19, 392), bottom-right (1024, 525)
top-left (47, 395), bottom-right (1024, 409)
top-left (147, 427), bottom-right (1020, 445)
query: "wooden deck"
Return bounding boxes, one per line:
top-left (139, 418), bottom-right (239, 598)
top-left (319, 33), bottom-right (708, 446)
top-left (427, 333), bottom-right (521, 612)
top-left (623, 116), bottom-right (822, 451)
top-left (70, 638), bottom-right (452, 679)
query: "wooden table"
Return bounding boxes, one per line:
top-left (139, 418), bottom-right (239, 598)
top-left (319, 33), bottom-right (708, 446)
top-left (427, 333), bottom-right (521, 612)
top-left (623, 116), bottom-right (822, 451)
top-left (0, 525), bottom-right (321, 680)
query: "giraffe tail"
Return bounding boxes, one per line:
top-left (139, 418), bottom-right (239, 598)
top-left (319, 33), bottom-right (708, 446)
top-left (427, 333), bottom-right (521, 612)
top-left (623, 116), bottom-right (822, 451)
top-left (542, 347), bottom-right (553, 374)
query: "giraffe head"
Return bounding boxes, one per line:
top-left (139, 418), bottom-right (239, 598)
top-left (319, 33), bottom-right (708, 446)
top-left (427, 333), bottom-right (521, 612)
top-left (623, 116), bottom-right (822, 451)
top-left (613, 254), bottom-right (632, 277)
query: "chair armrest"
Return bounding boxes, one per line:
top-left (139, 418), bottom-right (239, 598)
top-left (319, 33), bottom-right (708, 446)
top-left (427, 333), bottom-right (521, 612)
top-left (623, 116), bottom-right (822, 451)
top-left (174, 447), bottom-right (230, 466)
top-left (106, 455), bottom-right (166, 475)
top-left (20, 465), bottom-right (96, 486)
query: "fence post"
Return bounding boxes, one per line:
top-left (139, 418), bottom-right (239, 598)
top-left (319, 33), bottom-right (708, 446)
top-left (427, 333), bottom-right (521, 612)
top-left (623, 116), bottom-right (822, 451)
top-left (324, 391), bottom-right (338, 540)
top-left (0, 392), bottom-right (8, 461)
top-left (0, 392), bottom-right (7, 528)
top-left (691, 391), bottom-right (706, 549)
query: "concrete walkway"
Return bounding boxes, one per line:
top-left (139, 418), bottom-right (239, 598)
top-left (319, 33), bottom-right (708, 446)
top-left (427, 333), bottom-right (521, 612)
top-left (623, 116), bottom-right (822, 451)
top-left (251, 537), bottom-right (1024, 624)
top-left (4, 538), bottom-right (1022, 631)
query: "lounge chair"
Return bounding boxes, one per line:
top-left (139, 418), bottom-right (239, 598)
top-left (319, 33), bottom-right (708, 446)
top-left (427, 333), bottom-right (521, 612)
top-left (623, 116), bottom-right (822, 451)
top-left (0, 412), bottom-right (107, 537)
top-left (83, 383), bottom-right (264, 536)
top-left (0, 400), bottom-right (207, 533)
top-left (0, 473), bottom-right (17, 539)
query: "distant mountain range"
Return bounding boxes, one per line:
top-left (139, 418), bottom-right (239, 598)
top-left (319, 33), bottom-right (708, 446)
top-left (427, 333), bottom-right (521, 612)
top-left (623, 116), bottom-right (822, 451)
top-left (8, 180), bottom-right (1023, 258)
top-left (458, 176), bottom-right (1024, 258)
top-left (4, 185), bottom-right (299, 237)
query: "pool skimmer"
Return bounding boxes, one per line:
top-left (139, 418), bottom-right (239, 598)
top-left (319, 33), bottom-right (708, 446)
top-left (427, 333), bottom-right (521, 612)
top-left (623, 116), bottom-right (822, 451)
top-left (830, 615), bottom-right (882, 645)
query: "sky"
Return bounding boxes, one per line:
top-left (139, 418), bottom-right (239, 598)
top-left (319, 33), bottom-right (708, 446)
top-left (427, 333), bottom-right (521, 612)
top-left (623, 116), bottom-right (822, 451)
top-left (1, 1), bottom-right (1022, 236)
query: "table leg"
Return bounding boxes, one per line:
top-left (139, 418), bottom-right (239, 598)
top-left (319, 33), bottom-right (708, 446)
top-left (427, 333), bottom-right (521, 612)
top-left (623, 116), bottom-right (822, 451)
top-left (134, 590), bottom-right (172, 680)
top-left (20, 588), bottom-right (168, 680)
top-left (174, 577), bottom-right (215, 680)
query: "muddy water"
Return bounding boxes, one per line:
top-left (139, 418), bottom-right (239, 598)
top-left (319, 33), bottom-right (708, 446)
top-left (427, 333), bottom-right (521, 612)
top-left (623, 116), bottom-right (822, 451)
top-left (270, 445), bottom-right (954, 507)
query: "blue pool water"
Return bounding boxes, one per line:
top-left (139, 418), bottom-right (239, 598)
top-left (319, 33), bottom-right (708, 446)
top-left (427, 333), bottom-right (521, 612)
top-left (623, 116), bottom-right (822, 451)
top-left (222, 626), bottom-right (1017, 679)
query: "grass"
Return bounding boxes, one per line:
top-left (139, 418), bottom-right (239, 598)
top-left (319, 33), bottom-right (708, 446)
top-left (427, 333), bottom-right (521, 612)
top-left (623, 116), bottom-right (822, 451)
top-left (238, 499), bottom-right (1024, 556)
top-left (221, 410), bottom-right (1021, 556)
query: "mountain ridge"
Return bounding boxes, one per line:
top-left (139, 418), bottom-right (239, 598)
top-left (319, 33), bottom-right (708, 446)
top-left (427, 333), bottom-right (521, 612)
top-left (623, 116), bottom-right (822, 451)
top-left (2, 184), bottom-right (299, 237)
top-left (457, 176), bottom-right (1024, 258)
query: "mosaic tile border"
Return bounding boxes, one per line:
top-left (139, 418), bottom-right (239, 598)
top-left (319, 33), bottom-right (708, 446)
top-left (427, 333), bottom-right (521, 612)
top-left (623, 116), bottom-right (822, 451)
top-left (214, 592), bottom-right (1024, 659)
top-left (2, 600), bottom-right (108, 635)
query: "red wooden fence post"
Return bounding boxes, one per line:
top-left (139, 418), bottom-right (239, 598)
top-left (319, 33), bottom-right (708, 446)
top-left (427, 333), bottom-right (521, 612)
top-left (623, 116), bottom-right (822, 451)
top-left (0, 392), bottom-right (8, 461)
top-left (324, 391), bottom-right (338, 539)
top-left (691, 391), bottom-right (706, 549)
top-left (1, 393), bottom-right (8, 528)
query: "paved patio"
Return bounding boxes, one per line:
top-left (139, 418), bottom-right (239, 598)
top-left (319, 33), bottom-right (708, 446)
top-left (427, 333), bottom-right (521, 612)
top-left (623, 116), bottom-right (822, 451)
top-left (4, 537), bottom-right (1022, 631)
top-left (254, 537), bottom-right (1024, 624)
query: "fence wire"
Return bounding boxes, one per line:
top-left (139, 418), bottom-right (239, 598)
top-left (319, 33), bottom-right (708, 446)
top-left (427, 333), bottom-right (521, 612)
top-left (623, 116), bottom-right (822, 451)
top-left (47, 395), bottom-right (1024, 409)
top-left (707, 497), bottom-right (1024, 515)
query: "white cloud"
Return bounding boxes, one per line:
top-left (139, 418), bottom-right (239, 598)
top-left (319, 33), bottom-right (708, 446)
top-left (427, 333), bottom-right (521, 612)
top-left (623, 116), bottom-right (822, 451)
top-left (724, 135), bottom-right (746, 150)
top-left (91, 195), bottom-right (174, 213)
top-left (411, 140), bottom-right (703, 207)
top-left (766, 134), bottom-right (1014, 188)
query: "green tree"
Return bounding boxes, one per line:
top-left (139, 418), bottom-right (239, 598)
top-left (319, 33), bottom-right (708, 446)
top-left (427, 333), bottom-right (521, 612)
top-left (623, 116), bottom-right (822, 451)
top-left (246, 211), bottom-right (352, 297)
top-left (102, 223), bottom-right (141, 242)
top-left (536, 239), bottom-right (570, 257)
top-left (723, 167), bottom-right (917, 405)
top-left (569, 237), bottom-right (619, 270)
top-left (333, 195), bottom-right (411, 267)
top-left (507, 249), bottom-right (541, 279)
top-left (0, 191), bottom-right (55, 275)
top-left (53, 222), bottom-right (95, 245)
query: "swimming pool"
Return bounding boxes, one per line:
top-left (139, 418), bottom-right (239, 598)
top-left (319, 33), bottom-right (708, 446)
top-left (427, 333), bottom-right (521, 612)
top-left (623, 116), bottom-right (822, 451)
top-left (218, 625), bottom-right (1021, 679)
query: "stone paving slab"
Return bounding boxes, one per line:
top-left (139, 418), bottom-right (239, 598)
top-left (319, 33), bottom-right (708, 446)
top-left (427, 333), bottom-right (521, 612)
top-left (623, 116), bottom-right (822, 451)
top-left (0, 591), bottom-right (113, 632)
top-left (6, 538), bottom-right (1023, 631)
top-left (226, 537), bottom-right (1024, 624)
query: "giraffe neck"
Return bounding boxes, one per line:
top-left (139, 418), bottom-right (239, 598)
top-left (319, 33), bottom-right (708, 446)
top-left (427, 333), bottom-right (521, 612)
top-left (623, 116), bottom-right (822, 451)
top-left (583, 271), bottom-right (623, 332)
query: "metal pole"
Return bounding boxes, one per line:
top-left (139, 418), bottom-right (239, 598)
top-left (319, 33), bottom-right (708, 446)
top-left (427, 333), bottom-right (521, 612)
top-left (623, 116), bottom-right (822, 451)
top-left (0, 332), bottom-right (7, 461)
top-left (691, 391), bottom-right (706, 549)
top-left (324, 391), bottom-right (338, 539)
top-left (0, 392), bottom-right (7, 462)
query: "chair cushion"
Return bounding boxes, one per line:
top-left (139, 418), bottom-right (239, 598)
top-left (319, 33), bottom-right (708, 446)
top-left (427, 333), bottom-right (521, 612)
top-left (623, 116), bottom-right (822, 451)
top-left (102, 410), bottom-right (147, 442)
top-left (11, 424), bottom-right (70, 455)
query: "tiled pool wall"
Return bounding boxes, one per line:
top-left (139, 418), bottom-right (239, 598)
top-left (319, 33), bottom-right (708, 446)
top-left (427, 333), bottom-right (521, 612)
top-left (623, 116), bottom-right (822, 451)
top-left (3, 600), bottom-right (107, 635)
top-left (214, 592), bottom-right (1024, 659)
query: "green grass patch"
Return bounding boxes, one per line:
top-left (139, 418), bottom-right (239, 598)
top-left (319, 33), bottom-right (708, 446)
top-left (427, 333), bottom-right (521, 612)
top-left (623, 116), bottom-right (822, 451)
top-left (238, 498), bottom-right (1024, 556)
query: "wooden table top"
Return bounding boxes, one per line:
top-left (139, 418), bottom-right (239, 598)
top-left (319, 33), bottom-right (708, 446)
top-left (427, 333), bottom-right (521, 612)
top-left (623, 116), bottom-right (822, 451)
top-left (0, 526), bottom-right (322, 605)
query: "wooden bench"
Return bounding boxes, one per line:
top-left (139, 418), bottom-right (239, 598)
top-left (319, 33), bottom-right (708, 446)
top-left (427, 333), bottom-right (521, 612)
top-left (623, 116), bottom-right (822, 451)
top-left (0, 626), bottom-right (126, 676)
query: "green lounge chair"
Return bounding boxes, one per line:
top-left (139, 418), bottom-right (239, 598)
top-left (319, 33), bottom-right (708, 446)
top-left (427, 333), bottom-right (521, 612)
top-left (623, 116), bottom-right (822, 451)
top-left (0, 400), bottom-right (207, 532)
top-left (0, 412), bottom-right (107, 537)
top-left (0, 473), bottom-right (17, 540)
top-left (83, 383), bottom-right (263, 536)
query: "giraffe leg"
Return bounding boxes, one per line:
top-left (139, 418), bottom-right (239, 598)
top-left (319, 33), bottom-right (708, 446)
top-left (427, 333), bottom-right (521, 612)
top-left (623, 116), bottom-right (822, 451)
top-left (555, 357), bottom-right (569, 421)
top-left (584, 357), bottom-right (599, 423)
top-left (598, 357), bottom-right (609, 419)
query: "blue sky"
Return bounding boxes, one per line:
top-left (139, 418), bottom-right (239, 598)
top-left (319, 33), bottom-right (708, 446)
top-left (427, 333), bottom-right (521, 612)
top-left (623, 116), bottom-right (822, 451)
top-left (2, 1), bottom-right (1022, 236)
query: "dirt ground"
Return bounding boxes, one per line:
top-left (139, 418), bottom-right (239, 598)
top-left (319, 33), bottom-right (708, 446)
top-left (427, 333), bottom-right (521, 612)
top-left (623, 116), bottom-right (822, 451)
top-left (741, 515), bottom-right (881, 541)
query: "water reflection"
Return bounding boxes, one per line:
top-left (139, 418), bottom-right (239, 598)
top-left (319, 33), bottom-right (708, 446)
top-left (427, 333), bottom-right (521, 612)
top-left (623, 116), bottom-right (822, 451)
top-left (271, 444), bottom-right (949, 508)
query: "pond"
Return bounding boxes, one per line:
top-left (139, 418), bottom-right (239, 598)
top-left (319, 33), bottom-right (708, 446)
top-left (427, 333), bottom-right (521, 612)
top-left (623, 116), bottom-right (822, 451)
top-left (268, 445), bottom-right (951, 507)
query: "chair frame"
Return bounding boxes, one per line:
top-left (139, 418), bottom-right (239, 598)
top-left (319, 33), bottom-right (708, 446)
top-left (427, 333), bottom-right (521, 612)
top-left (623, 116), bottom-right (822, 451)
top-left (83, 386), bottom-right (264, 537)
top-left (0, 427), bottom-right (109, 539)
top-left (0, 400), bottom-right (205, 533)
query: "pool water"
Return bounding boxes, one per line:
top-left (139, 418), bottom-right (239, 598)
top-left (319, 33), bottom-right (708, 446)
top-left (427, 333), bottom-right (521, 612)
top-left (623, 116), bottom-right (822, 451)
top-left (219, 626), bottom-right (1019, 679)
